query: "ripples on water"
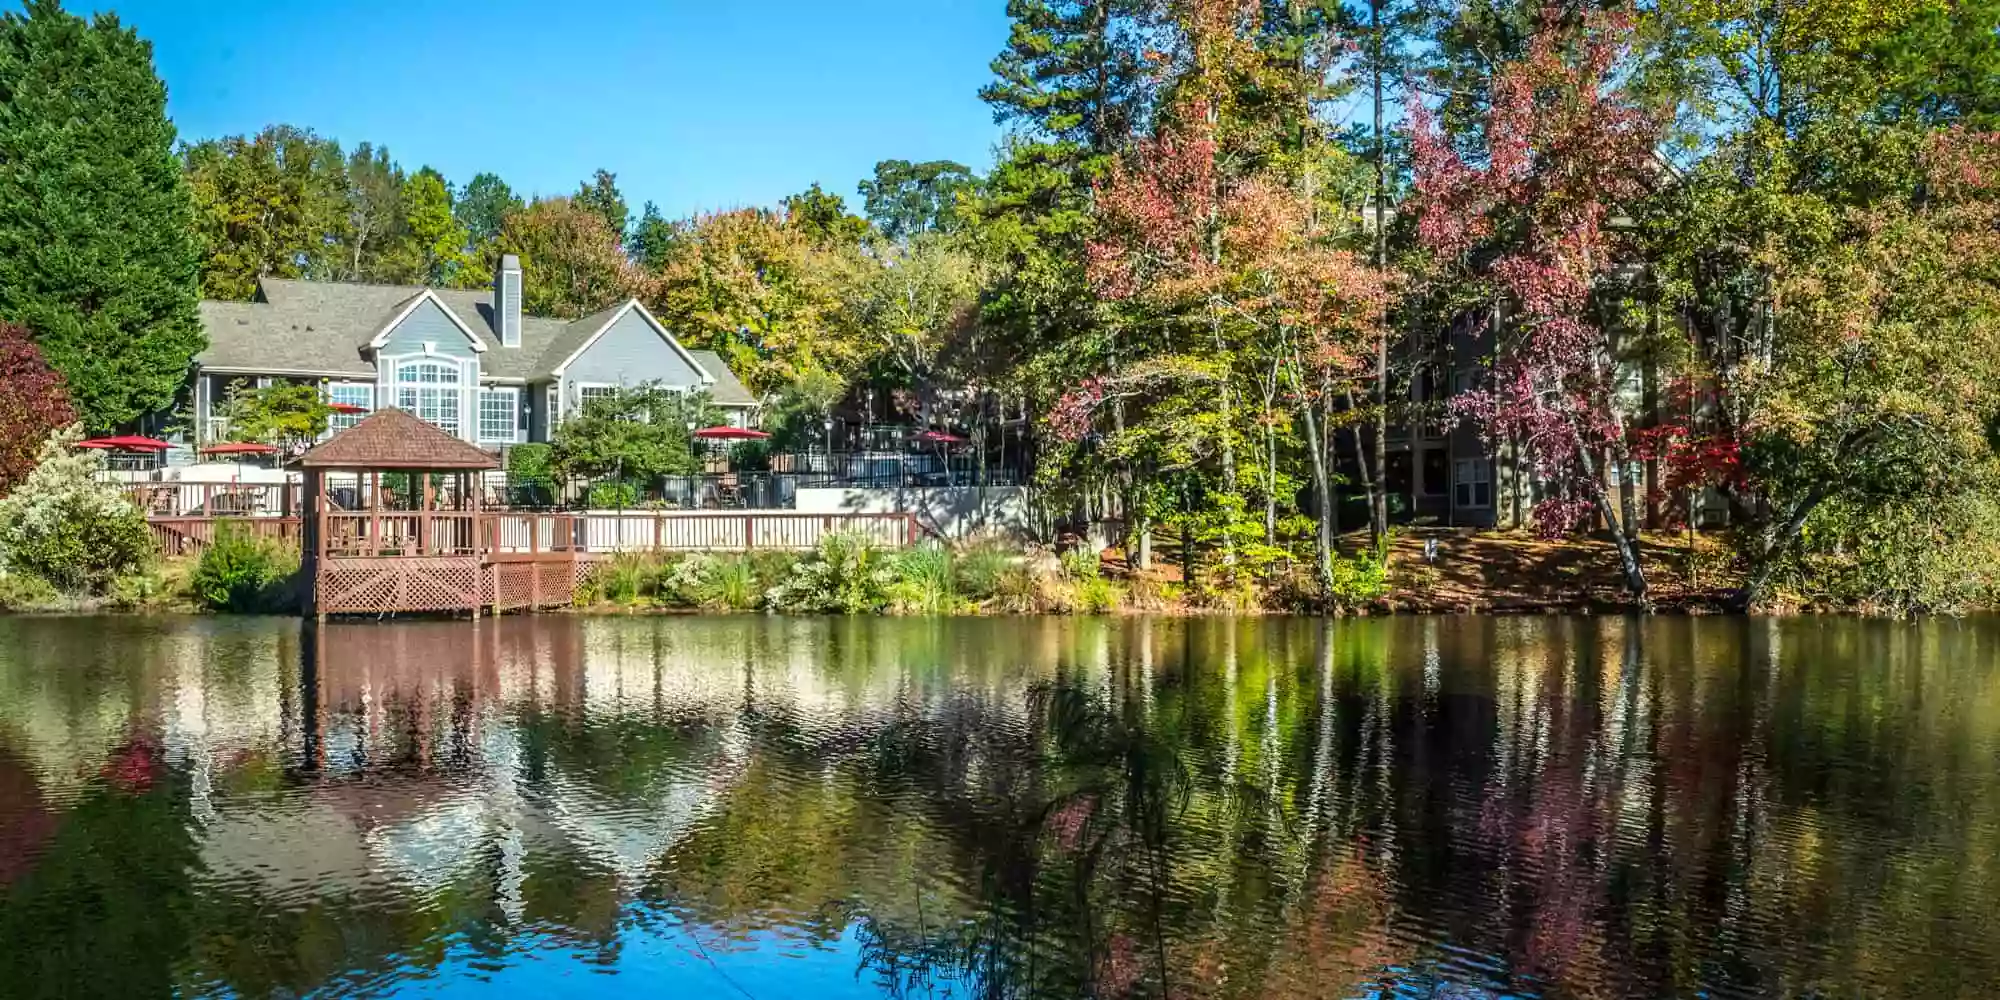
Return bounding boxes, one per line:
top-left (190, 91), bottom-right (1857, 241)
top-left (0, 615), bottom-right (1995, 998)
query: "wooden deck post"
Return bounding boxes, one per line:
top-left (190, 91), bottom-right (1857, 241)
top-left (419, 475), bottom-right (435, 554)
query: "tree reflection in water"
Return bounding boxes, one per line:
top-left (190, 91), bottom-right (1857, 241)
top-left (0, 615), bottom-right (1993, 998)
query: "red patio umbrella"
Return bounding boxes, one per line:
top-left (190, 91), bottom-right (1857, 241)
top-left (328, 402), bottom-right (368, 415)
top-left (76, 435), bottom-right (172, 452)
top-left (198, 441), bottom-right (280, 456)
top-left (691, 426), bottom-right (771, 440)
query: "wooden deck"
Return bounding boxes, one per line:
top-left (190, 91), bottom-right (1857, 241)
top-left (293, 510), bottom-right (920, 618)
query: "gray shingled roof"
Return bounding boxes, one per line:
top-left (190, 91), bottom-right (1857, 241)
top-left (687, 350), bottom-right (754, 406)
top-left (196, 278), bottom-right (757, 406)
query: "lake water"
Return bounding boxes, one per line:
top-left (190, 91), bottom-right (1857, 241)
top-left (0, 615), bottom-right (1995, 999)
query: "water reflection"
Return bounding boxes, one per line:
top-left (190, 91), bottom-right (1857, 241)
top-left (0, 615), bottom-right (1996, 998)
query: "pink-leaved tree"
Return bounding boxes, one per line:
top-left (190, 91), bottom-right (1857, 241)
top-left (1410, 5), bottom-right (1661, 600)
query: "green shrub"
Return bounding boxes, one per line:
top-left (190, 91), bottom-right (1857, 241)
top-left (662, 552), bottom-right (765, 610)
top-left (991, 565), bottom-right (1047, 614)
top-left (953, 541), bottom-right (1016, 600)
top-left (1071, 575), bottom-right (1122, 614)
top-left (1324, 549), bottom-right (1390, 608)
top-left (190, 525), bottom-right (299, 613)
top-left (593, 552), bottom-right (655, 604)
top-left (1059, 548), bottom-right (1102, 581)
top-left (0, 571), bottom-right (61, 611)
top-left (888, 545), bottom-right (962, 614)
top-left (0, 428), bottom-right (154, 593)
top-left (507, 442), bottom-right (556, 486)
top-left (108, 565), bottom-right (186, 611)
top-left (586, 480), bottom-right (641, 508)
top-left (766, 532), bottom-right (895, 614)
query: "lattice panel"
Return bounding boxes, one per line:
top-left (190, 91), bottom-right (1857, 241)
top-left (492, 563), bottom-right (536, 611)
top-left (537, 562), bottom-right (581, 608)
top-left (317, 557), bottom-right (483, 614)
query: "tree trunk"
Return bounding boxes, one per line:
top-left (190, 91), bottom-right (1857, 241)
top-left (1369, 0), bottom-right (1391, 546)
top-left (1576, 442), bottom-right (1649, 605)
top-left (1344, 387), bottom-right (1381, 538)
top-left (1300, 398), bottom-right (1336, 595)
top-left (1741, 483), bottom-right (1830, 609)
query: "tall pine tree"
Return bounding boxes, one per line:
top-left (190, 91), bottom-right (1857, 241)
top-left (0, 0), bottom-right (201, 430)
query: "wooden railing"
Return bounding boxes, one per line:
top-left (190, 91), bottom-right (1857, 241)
top-left (310, 510), bottom-right (915, 559)
top-left (123, 482), bottom-right (296, 517)
top-left (149, 516), bottom-right (301, 556)
top-left (143, 509), bottom-right (920, 561)
top-left (322, 512), bottom-right (483, 557)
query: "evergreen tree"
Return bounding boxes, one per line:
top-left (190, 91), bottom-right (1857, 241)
top-left (981, 0), bottom-right (1153, 174)
top-left (629, 201), bottom-right (679, 271)
top-left (574, 168), bottom-right (629, 247)
top-left (0, 0), bottom-right (202, 430)
top-left (454, 171), bottom-right (521, 247)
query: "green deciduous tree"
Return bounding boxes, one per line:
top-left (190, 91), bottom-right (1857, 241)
top-left (339, 142), bottom-right (404, 283)
top-left (780, 183), bottom-right (872, 249)
top-left (498, 196), bottom-right (643, 319)
top-left (385, 168), bottom-right (476, 288)
top-left (0, 0), bottom-right (203, 431)
top-left (550, 383), bottom-right (715, 482)
top-left (647, 207), bottom-right (868, 397)
top-left (183, 125), bottom-right (348, 300)
top-left (859, 159), bottom-right (978, 241)
top-left (214, 382), bottom-right (331, 457)
top-left (849, 234), bottom-right (983, 426)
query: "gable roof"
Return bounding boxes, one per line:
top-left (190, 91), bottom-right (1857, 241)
top-left (687, 350), bottom-right (755, 407)
top-left (366, 288), bottom-right (488, 353)
top-left (297, 408), bottom-right (500, 469)
top-left (197, 279), bottom-right (759, 405)
top-left (535, 300), bottom-right (714, 383)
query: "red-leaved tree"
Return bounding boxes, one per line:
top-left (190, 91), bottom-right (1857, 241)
top-left (0, 322), bottom-right (76, 494)
top-left (1411, 5), bottom-right (1661, 600)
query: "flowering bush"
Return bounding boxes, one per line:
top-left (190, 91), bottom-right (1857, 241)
top-left (0, 426), bottom-right (153, 592)
top-left (766, 532), bottom-right (896, 614)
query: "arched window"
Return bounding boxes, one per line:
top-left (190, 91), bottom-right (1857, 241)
top-left (395, 360), bottom-right (462, 436)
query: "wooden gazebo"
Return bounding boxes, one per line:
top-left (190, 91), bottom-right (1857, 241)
top-left (298, 408), bottom-right (588, 618)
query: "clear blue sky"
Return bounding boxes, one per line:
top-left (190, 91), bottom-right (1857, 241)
top-left (64, 0), bottom-right (1011, 219)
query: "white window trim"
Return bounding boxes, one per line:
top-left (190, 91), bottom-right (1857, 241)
top-left (572, 381), bottom-right (620, 413)
top-left (1454, 458), bottom-right (1493, 510)
top-left (324, 381), bottom-right (375, 439)
top-left (478, 386), bottom-right (522, 444)
top-left (390, 357), bottom-right (468, 438)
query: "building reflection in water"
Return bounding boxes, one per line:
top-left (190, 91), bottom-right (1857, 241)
top-left (0, 615), bottom-right (1994, 998)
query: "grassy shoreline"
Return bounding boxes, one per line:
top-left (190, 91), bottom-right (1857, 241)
top-left (0, 528), bottom-right (1943, 619)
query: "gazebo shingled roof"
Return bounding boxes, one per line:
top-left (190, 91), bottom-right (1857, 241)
top-left (297, 408), bottom-right (500, 470)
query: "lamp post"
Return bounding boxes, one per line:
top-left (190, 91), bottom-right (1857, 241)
top-left (823, 416), bottom-right (834, 479)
